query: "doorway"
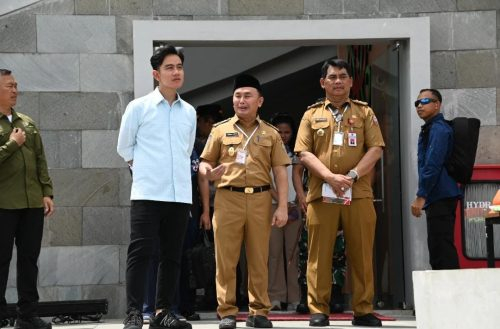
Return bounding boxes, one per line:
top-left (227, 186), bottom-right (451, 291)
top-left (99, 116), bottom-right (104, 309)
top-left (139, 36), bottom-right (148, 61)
top-left (178, 43), bottom-right (405, 309)
top-left (133, 17), bottom-right (432, 307)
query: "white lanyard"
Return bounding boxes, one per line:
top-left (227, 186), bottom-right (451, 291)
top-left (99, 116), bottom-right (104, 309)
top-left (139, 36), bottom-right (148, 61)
top-left (328, 103), bottom-right (350, 132)
top-left (235, 124), bottom-right (259, 150)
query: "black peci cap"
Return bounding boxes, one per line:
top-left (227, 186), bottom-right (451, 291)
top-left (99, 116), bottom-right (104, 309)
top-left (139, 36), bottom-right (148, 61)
top-left (233, 74), bottom-right (262, 93)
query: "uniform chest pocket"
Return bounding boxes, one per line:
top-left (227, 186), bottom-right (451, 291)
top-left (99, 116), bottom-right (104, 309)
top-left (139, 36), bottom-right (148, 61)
top-left (253, 135), bottom-right (272, 147)
top-left (350, 120), bottom-right (364, 131)
top-left (23, 124), bottom-right (38, 135)
top-left (311, 120), bottom-right (330, 138)
top-left (222, 135), bottom-right (243, 146)
top-left (221, 135), bottom-right (243, 159)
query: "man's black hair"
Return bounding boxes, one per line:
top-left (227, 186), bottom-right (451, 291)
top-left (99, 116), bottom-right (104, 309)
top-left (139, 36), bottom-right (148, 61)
top-left (150, 45), bottom-right (184, 70)
top-left (0, 69), bottom-right (12, 76)
top-left (419, 88), bottom-right (442, 103)
top-left (197, 104), bottom-right (224, 123)
top-left (320, 58), bottom-right (352, 79)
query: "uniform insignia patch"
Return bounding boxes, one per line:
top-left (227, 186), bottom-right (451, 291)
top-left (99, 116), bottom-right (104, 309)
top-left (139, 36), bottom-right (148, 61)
top-left (225, 132), bottom-right (239, 137)
top-left (314, 118), bottom-right (328, 122)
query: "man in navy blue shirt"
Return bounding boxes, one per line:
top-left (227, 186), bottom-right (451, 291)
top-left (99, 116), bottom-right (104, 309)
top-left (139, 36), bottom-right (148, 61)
top-left (411, 88), bottom-right (462, 270)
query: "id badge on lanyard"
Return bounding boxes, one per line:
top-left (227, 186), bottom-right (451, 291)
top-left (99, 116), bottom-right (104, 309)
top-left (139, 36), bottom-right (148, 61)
top-left (333, 132), bottom-right (343, 146)
top-left (235, 124), bottom-right (258, 165)
top-left (236, 149), bottom-right (247, 164)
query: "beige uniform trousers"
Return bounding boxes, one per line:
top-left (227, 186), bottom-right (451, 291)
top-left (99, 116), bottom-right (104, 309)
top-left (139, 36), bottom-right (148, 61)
top-left (268, 210), bottom-right (302, 304)
top-left (307, 198), bottom-right (376, 316)
top-left (213, 188), bottom-right (272, 318)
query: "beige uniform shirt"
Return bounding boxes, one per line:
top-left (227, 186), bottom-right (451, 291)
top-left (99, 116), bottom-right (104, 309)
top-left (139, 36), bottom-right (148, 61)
top-left (201, 115), bottom-right (291, 187)
top-left (295, 98), bottom-right (385, 202)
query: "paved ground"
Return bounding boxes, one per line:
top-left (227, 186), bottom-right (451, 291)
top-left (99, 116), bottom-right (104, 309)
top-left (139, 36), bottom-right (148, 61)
top-left (49, 311), bottom-right (417, 329)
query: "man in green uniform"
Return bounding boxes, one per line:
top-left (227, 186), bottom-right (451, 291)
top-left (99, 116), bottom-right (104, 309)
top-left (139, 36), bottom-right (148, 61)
top-left (295, 59), bottom-right (385, 327)
top-left (199, 74), bottom-right (290, 329)
top-left (0, 69), bottom-right (54, 329)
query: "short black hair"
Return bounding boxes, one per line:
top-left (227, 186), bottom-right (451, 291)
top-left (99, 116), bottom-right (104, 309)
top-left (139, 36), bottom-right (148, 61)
top-left (0, 69), bottom-right (12, 76)
top-left (320, 58), bottom-right (351, 79)
top-left (150, 45), bottom-right (184, 70)
top-left (197, 104), bottom-right (224, 123)
top-left (419, 88), bottom-right (442, 103)
top-left (270, 112), bottom-right (297, 148)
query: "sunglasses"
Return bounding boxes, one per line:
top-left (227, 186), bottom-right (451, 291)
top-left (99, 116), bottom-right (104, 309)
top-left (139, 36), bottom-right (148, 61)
top-left (414, 98), bottom-right (437, 107)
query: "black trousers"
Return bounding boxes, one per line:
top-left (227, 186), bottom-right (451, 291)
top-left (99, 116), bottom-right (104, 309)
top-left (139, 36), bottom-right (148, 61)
top-left (0, 208), bottom-right (44, 318)
top-left (425, 197), bottom-right (460, 270)
top-left (126, 200), bottom-right (190, 314)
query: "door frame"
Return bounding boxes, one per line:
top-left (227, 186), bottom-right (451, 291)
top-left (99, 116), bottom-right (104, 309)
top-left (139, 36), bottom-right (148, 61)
top-left (132, 17), bottom-right (431, 307)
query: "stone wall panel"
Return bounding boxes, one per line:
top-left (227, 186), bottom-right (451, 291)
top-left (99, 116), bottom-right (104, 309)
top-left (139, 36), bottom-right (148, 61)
top-left (431, 51), bottom-right (457, 89)
top-left (50, 169), bottom-right (120, 207)
top-left (42, 130), bottom-right (81, 169)
top-left (75, 0), bottom-right (109, 15)
top-left (41, 207), bottom-right (82, 247)
top-left (440, 88), bottom-right (496, 126)
top-left (82, 130), bottom-right (125, 168)
top-left (80, 54), bottom-right (133, 92)
top-left (229, 0), bottom-right (303, 16)
top-left (37, 15), bottom-right (116, 53)
top-left (15, 92), bottom-right (39, 123)
top-left (38, 245), bottom-right (120, 286)
top-left (0, 13), bottom-right (36, 53)
top-left (476, 126), bottom-right (500, 163)
top-left (456, 50), bottom-right (497, 88)
top-left (0, 54), bottom-right (79, 92)
top-left (39, 92), bottom-right (122, 130)
top-left (153, 0), bottom-right (220, 15)
top-left (82, 207), bottom-right (130, 245)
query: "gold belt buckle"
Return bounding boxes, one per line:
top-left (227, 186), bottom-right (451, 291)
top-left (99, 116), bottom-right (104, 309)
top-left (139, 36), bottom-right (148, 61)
top-left (244, 187), bottom-right (254, 194)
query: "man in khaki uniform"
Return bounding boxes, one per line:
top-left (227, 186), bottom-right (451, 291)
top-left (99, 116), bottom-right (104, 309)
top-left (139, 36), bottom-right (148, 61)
top-left (199, 74), bottom-right (290, 329)
top-left (295, 59), bottom-right (385, 327)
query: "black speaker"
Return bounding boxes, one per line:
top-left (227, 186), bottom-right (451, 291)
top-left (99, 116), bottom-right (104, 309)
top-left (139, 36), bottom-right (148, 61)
top-left (6, 299), bottom-right (108, 324)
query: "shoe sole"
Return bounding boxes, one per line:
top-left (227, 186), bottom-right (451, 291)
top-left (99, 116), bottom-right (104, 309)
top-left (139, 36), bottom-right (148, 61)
top-left (309, 322), bottom-right (329, 327)
top-left (351, 320), bottom-right (382, 327)
top-left (150, 324), bottom-right (191, 329)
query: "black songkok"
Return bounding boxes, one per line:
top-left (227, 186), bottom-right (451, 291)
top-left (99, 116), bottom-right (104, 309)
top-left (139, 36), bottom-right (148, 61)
top-left (233, 74), bottom-right (262, 93)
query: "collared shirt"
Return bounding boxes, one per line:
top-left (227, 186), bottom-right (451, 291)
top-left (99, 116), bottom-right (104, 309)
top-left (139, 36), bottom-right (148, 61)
top-left (0, 110), bottom-right (53, 209)
top-left (201, 115), bottom-right (290, 188)
top-left (295, 98), bottom-right (385, 202)
top-left (417, 113), bottom-right (462, 208)
top-left (117, 88), bottom-right (196, 203)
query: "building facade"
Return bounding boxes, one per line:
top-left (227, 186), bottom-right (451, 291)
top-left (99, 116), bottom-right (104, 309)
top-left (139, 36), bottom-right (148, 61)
top-left (0, 0), bottom-right (499, 318)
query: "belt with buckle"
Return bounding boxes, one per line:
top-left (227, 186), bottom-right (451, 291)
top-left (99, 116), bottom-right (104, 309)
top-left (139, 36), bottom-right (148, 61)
top-left (222, 185), bottom-right (271, 194)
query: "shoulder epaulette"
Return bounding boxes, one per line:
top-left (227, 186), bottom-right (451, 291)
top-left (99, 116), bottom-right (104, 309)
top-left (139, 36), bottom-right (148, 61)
top-left (212, 118), bottom-right (230, 127)
top-left (307, 99), bottom-right (325, 110)
top-left (17, 112), bottom-right (35, 124)
top-left (262, 120), bottom-right (279, 132)
top-left (351, 99), bottom-right (368, 106)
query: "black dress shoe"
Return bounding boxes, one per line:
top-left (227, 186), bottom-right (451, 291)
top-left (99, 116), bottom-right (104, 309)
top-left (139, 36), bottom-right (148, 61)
top-left (352, 313), bottom-right (382, 327)
top-left (309, 313), bottom-right (329, 327)
top-left (296, 303), bottom-right (309, 314)
top-left (182, 312), bottom-right (200, 321)
top-left (219, 315), bottom-right (236, 329)
top-left (246, 315), bottom-right (272, 328)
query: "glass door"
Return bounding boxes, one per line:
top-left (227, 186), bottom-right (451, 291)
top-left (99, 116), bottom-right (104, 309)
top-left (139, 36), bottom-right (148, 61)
top-left (369, 42), bottom-right (406, 309)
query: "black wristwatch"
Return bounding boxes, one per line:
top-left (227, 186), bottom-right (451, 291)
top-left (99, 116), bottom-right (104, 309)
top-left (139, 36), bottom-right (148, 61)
top-left (347, 169), bottom-right (359, 182)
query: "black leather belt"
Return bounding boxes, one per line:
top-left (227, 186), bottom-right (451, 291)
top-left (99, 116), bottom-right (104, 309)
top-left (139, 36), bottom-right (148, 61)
top-left (222, 185), bottom-right (271, 194)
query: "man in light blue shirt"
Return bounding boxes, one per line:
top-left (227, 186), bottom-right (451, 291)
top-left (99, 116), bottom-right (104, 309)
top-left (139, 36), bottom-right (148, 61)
top-left (117, 45), bottom-right (196, 329)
